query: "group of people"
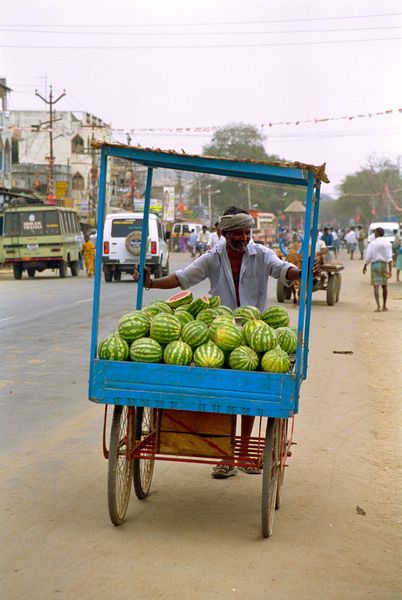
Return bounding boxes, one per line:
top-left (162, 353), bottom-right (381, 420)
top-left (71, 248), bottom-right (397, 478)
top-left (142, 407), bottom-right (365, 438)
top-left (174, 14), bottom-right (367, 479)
top-left (187, 223), bottom-right (223, 258)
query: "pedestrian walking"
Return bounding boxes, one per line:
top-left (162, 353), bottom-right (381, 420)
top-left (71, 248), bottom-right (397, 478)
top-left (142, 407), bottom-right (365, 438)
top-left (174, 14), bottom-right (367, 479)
top-left (362, 227), bottom-right (392, 311)
top-left (187, 229), bottom-right (197, 258)
top-left (207, 221), bottom-right (223, 250)
top-left (82, 234), bottom-right (96, 277)
top-left (345, 227), bottom-right (358, 259)
top-left (357, 225), bottom-right (366, 260)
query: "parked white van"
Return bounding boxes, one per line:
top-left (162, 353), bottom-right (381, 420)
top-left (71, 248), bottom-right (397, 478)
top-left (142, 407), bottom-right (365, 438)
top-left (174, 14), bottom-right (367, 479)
top-left (102, 212), bottom-right (169, 282)
top-left (171, 222), bottom-right (202, 251)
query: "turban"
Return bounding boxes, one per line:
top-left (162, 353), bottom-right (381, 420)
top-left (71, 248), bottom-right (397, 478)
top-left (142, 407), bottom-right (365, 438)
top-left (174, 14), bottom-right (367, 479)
top-left (219, 213), bottom-right (255, 232)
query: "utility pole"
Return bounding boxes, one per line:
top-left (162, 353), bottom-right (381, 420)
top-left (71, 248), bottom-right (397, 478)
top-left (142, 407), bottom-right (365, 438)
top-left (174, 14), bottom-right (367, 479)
top-left (35, 85), bottom-right (66, 202)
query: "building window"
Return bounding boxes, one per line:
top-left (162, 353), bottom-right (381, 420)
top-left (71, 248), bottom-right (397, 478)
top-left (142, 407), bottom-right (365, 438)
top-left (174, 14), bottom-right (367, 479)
top-left (12, 139), bottom-right (19, 164)
top-left (72, 172), bottom-right (84, 191)
top-left (72, 134), bottom-right (85, 154)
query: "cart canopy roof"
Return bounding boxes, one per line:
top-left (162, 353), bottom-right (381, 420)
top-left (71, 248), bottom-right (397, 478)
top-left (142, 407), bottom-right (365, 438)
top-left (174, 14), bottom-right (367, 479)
top-left (92, 141), bottom-right (329, 187)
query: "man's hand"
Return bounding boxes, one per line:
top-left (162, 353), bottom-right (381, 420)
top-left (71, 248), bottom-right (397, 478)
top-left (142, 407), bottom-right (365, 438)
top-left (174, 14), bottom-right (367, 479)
top-left (133, 266), bottom-right (153, 288)
top-left (362, 264), bottom-right (367, 275)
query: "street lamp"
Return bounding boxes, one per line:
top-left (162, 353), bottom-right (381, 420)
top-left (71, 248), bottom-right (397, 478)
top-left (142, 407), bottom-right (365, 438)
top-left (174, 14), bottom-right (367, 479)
top-left (205, 185), bottom-right (221, 224)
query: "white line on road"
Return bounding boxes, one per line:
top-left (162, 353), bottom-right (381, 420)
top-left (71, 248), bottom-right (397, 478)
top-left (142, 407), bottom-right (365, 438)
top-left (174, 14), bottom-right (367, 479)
top-left (74, 298), bottom-right (93, 304)
top-left (0, 316), bottom-right (15, 322)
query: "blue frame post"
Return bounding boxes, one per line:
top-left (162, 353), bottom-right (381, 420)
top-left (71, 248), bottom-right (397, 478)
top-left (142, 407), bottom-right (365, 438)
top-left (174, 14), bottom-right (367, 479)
top-left (89, 146), bottom-right (108, 385)
top-left (302, 181), bottom-right (321, 378)
top-left (136, 167), bottom-right (153, 310)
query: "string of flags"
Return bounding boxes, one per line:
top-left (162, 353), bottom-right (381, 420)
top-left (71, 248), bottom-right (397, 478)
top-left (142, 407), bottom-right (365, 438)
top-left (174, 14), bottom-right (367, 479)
top-left (2, 106), bottom-right (401, 136)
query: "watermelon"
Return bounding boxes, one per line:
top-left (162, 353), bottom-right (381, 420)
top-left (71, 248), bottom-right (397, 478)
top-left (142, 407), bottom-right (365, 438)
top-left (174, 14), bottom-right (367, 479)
top-left (141, 305), bottom-right (162, 319)
top-left (229, 345), bottom-right (259, 371)
top-left (150, 300), bottom-right (173, 314)
top-left (98, 333), bottom-right (129, 361)
top-left (174, 310), bottom-right (194, 326)
top-left (215, 305), bottom-right (234, 317)
top-left (193, 341), bottom-right (225, 368)
top-left (150, 313), bottom-right (181, 344)
top-left (181, 320), bottom-right (210, 348)
top-left (130, 337), bottom-right (163, 363)
top-left (118, 312), bottom-right (150, 342)
top-left (244, 305), bottom-right (262, 320)
top-left (163, 340), bottom-right (193, 366)
top-left (275, 327), bottom-right (297, 354)
top-left (166, 290), bottom-right (193, 309)
top-left (262, 305), bottom-right (290, 329)
top-left (187, 295), bottom-right (210, 316)
top-left (212, 323), bottom-right (243, 352)
top-left (208, 296), bottom-right (221, 308)
top-left (209, 316), bottom-right (236, 337)
top-left (234, 306), bottom-right (256, 323)
top-left (242, 319), bottom-right (266, 345)
top-left (249, 325), bottom-right (278, 353)
top-left (261, 348), bottom-right (291, 373)
top-left (196, 308), bottom-right (218, 325)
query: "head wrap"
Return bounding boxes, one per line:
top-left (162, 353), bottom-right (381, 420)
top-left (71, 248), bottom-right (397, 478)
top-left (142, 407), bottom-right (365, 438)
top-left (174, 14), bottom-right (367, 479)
top-left (219, 213), bottom-right (255, 232)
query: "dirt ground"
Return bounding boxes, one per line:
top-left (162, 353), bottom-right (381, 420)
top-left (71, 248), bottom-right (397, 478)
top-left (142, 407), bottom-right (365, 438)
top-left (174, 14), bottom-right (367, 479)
top-left (1, 254), bottom-right (401, 599)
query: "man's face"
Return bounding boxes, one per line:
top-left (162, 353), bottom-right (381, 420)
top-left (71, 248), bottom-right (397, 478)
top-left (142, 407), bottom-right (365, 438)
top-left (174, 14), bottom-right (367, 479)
top-left (224, 227), bottom-right (251, 252)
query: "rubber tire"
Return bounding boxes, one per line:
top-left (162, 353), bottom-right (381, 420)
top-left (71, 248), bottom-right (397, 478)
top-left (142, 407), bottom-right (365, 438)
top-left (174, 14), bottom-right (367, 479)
top-left (276, 280), bottom-right (286, 303)
top-left (275, 419), bottom-right (287, 510)
top-left (153, 263), bottom-right (163, 279)
top-left (133, 407), bottom-right (156, 500)
top-left (326, 273), bottom-right (336, 306)
top-left (59, 260), bottom-right (67, 278)
top-left (104, 269), bottom-right (113, 283)
top-left (27, 268), bottom-right (36, 278)
top-left (13, 265), bottom-right (23, 280)
top-left (108, 406), bottom-right (134, 526)
top-left (335, 273), bottom-right (341, 303)
top-left (261, 418), bottom-right (280, 538)
top-left (162, 259), bottom-right (169, 277)
top-left (70, 260), bottom-right (80, 277)
top-left (113, 270), bottom-right (122, 281)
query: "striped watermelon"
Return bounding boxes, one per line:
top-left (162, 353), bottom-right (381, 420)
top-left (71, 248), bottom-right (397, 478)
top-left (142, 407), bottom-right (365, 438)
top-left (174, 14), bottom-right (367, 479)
top-left (150, 300), bottom-right (173, 314)
top-left (215, 306), bottom-right (234, 317)
top-left (244, 305), bottom-right (262, 319)
top-left (196, 308), bottom-right (218, 325)
top-left (208, 295), bottom-right (221, 308)
top-left (130, 337), bottom-right (163, 363)
top-left (229, 345), bottom-right (259, 371)
top-left (193, 341), bottom-right (225, 368)
top-left (118, 312), bottom-right (150, 342)
top-left (163, 340), bottom-right (193, 365)
top-left (150, 313), bottom-right (181, 344)
top-left (187, 295), bottom-right (210, 316)
top-left (181, 320), bottom-right (210, 348)
top-left (209, 316), bottom-right (235, 337)
top-left (262, 305), bottom-right (290, 328)
top-left (242, 319), bottom-right (266, 345)
top-left (261, 348), bottom-right (291, 373)
top-left (249, 324), bottom-right (278, 353)
top-left (166, 290), bottom-right (193, 309)
top-left (98, 333), bottom-right (129, 361)
top-left (234, 306), bottom-right (256, 323)
top-left (141, 305), bottom-right (162, 319)
top-left (212, 323), bottom-right (243, 352)
top-left (275, 327), bottom-right (297, 354)
top-left (174, 310), bottom-right (194, 326)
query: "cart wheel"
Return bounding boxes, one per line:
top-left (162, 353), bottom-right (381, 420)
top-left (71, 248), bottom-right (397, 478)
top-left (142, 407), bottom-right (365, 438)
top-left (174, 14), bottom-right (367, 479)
top-left (334, 273), bottom-right (341, 303)
top-left (261, 418), bottom-right (280, 538)
top-left (108, 405), bottom-right (134, 526)
top-left (133, 407), bottom-right (156, 499)
top-left (326, 273), bottom-right (336, 306)
top-left (275, 419), bottom-right (287, 510)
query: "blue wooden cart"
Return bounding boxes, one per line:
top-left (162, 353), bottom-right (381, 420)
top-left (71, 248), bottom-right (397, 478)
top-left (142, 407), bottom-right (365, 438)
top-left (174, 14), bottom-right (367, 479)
top-left (88, 143), bottom-right (328, 537)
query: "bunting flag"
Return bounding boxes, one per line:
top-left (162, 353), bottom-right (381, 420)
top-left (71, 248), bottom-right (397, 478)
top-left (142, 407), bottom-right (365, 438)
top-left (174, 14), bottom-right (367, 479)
top-left (1, 106), bottom-right (401, 135)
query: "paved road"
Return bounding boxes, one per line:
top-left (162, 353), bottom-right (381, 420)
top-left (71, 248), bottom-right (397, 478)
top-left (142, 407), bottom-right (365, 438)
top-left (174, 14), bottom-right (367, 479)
top-left (1, 251), bottom-right (401, 599)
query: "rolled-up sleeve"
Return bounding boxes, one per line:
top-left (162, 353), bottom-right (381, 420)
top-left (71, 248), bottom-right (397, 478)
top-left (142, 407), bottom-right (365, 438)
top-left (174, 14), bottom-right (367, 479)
top-left (264, 251), bottom-right (295, 286)
top-left (175, 254), bottom-right (211, 289)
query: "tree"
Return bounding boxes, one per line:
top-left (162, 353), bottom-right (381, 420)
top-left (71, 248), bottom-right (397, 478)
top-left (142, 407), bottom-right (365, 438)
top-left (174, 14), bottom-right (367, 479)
top-left (329, 157), bottom-right (402, 226)
top-left (187, 123), bottom-right (305, 223)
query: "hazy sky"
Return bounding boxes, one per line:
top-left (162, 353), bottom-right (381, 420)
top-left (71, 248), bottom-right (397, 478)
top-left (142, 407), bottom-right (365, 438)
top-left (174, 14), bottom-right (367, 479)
top-left (2, 0), bottom-right (401, 196)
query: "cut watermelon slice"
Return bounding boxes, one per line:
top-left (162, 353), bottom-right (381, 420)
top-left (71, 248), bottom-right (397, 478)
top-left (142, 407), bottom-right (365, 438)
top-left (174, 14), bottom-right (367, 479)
top-left (166, 290), bottom-right (193, 309)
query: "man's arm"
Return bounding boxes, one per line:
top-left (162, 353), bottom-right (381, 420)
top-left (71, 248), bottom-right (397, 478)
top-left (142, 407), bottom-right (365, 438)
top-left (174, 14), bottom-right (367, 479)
top-left (134, 267), bottom-right (180, 290)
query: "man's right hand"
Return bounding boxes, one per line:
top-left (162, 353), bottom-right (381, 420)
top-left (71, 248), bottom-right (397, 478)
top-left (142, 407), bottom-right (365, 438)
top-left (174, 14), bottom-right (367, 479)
top-left (133, 266), bottom-right (152, 288)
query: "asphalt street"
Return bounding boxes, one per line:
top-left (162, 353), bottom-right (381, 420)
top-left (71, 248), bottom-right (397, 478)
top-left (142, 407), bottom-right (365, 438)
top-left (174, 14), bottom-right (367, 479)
top-left (1, 251), bottom-right (401, 600)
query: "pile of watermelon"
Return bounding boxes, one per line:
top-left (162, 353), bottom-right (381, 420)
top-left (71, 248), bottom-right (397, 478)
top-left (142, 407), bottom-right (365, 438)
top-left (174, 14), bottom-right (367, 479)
top-left (97, 291), bottom-right (298, 374)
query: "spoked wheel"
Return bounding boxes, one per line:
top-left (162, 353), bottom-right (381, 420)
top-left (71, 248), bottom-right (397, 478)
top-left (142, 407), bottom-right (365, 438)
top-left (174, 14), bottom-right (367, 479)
top-left (133, 407), bottom-right (157, 499)
top-left (261, 418), bottom-right (280, 538)
top-left (108, 405), bottom-right (134, 526)
top-left (334, 273), bottom-right (341, 303)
